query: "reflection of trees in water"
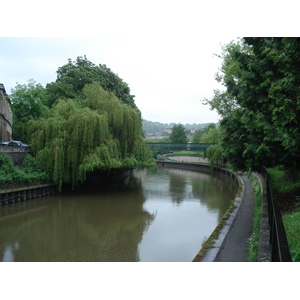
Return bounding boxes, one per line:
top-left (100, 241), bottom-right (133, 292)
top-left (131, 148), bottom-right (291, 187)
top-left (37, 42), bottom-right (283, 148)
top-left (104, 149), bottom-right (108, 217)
top-left (165, 168), bottom-right (235, 219)
top-left (168, 169), bottom-right (187, 204)
top-left (0, 175), bottom-right (155, 262)
top-left (143, 168), bottom-right (235, 213)
top-left (190, 174), bottom-right (235, 220)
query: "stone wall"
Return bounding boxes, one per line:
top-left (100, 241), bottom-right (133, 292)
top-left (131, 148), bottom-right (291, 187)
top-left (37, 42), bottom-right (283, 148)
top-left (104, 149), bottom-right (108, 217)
top-left (0, 146), bottom-right (31, 165)
top-left (0, 83), bottom-right (12, 141)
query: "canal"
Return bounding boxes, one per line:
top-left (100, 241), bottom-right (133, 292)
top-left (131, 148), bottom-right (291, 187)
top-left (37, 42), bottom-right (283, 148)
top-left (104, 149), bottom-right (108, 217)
top-left (0, 166), bottom-right (236, 262)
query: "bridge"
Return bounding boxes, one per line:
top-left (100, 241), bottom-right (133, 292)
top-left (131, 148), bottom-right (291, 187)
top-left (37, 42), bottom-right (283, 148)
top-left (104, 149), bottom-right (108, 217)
top-left (146, 143), bottom-right (214, 153)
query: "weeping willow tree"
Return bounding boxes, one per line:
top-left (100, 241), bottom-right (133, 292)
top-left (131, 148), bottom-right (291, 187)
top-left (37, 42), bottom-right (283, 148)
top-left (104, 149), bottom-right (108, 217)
top-left (28, 82), bottom-right (155, 190)
top-left (205, 144), bottom-right (223, 168)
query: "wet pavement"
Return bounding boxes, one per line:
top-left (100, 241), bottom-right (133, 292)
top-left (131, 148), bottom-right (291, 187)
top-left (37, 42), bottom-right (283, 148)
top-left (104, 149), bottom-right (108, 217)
top-left (213, 176), bottom-right (254, 262)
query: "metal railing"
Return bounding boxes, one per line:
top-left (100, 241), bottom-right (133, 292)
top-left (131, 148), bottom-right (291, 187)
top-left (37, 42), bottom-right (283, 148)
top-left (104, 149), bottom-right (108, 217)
top-left (147, 143), bottom-right (214, 153)
top-left (261, 167), bottom-right (292, 262)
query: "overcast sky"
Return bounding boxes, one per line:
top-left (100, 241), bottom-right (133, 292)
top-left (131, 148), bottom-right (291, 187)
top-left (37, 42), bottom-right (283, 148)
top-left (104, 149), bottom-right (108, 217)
top-left (0, 1), bottom-right (292, 125)
top-left (0, 36), bottom-right (235, 124)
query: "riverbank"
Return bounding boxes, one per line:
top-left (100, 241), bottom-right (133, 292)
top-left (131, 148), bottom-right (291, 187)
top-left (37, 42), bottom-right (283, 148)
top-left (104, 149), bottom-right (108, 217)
top-left (267, 166), bottom-right (300, 262)
top-left (0, 169), bottom-right (133, 206)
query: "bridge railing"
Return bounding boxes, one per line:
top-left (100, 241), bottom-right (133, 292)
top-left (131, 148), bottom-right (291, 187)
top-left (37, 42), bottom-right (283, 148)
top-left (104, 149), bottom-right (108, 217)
top-left (147, 143), bottom-right (215, 153)
top-left (261, 167), bottom-right (292, 262)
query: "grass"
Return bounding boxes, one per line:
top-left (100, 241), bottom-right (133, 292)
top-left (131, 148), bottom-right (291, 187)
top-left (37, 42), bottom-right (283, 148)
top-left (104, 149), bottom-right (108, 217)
top-left (246, 174), bottom-right (262, 262)
top-left (282, 211), bottom-right (300, 262)
top-left (267, 165), bottom-right (300, 193)
top-left (267, 165), bottom-right (300, 262)
top-left (165, 151), bottom-right (204, 157)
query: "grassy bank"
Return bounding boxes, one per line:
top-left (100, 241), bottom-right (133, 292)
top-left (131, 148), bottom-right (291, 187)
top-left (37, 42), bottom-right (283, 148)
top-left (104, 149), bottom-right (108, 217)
top-left (165, 151), bottom-right (204, 157)
top-left (268, 165), bottom-right (300, 262)
top-left (246, 174), bottom-right (262, 262)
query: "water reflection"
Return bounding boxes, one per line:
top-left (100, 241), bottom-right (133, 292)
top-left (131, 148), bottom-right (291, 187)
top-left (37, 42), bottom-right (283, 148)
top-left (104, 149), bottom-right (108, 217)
top-left (2, 242), bottom-right (19, 262)
top-left (137, 168), bottom-right (235, 261)
top-left (0, 167), bottom-right (235, 262)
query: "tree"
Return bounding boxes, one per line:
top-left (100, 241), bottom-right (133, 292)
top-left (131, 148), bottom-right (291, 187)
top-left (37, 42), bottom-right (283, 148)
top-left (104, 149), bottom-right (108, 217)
top-left (200, 128), bottom-right (220, 143)
top-left (45, 56), bottom-right (137, 109)
top-left (28, 82), bottom-right (155, 190)
top-left (191, 123), bottom-right (217, 143)
top-left (9, 79), bottom-right (48, 141)
top-left (203, 38), bottom-right (300, 173)
top-left (169, 124), bottom-right (188, 143)
top-left (191, 129), bottom-right (202, 143)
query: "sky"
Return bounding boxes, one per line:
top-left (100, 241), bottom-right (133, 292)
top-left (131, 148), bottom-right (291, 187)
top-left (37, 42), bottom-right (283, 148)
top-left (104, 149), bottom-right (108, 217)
top-left (0, 36), bottom-right (233, 124)
top-left (1, 1), bottom-right (294, 126)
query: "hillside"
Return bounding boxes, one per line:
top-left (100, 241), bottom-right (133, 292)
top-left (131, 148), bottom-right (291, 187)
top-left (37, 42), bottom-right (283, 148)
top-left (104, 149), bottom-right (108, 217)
top-left (142, 119), bottom-right (214, 134)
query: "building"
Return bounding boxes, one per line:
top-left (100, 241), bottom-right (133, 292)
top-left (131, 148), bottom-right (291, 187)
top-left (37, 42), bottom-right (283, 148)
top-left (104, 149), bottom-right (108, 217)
top-left (0, 83), bottom-right (12, 141)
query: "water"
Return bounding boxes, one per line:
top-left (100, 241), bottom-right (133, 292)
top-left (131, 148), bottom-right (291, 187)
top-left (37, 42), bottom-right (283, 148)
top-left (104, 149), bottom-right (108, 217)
top-left (0, 167), bottom-right (236, 262)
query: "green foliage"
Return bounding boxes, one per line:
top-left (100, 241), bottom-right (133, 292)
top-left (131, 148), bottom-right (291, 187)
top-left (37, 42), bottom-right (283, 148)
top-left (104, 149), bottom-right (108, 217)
top-left (200, 128), bottom-right (220, 143)
top-left (282, 211), bottom-right (300, 262)
top-left (169, 124), bottom-right (188, 143)
top-left (204, 38), bottom-right (300, 172)
top-left (9, 79), bottom-right (49, 141)
top-left (0, 153), bottom-right (49, 186)
top-left (268, 164), bottom-right (300, 261)
top-left (45, 56), bottom-right (136, 109)
top-left (267, 166), bottom-right (300, 193)
top-left (145, 137), bottom-right (170, 143)
top-left (28, 82), bottom-right (155, 190)
top-left (205, 144), bottom-right (222, 168)
top-left (192, 123), bottom-right (217, 143)
top-left (156, 154), bottom-right (167, 161)
top-left (246, 175), bottom-right (262, 262)
top-left (166, 151), bottom-right (204, 157)
top-left (191, 129), bottom-right (202, 143)
top-left (0, 152), bottom-right (14, 174)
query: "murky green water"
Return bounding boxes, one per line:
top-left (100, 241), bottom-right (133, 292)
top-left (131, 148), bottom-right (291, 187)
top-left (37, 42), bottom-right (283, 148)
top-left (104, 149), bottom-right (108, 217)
top-left (0, 167), bottom-right (236, 262)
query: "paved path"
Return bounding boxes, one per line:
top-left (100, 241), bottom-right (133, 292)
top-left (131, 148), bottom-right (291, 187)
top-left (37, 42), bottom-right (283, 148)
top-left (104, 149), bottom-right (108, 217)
top-left (213, 176), bottom-right (254, 262)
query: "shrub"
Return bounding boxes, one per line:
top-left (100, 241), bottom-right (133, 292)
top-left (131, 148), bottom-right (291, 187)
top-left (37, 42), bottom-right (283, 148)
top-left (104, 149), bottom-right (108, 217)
top-left (0, 153), bottom-right (49, 187)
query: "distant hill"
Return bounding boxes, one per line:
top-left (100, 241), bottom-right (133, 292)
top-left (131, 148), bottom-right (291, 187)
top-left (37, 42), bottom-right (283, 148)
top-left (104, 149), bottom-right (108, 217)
top-left (142, 119), bottom-right (214, 135)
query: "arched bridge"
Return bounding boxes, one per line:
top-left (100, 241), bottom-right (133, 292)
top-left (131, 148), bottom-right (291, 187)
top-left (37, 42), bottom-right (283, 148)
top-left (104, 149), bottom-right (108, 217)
top-left (146, 143), bottom-right (214, 153)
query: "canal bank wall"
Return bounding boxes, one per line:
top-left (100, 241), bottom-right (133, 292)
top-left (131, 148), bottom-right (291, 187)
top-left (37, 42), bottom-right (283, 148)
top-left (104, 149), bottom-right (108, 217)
top-left (157, 161), bottom-right (240, 192)
top-left (0, 169), bottom-right (133, 206)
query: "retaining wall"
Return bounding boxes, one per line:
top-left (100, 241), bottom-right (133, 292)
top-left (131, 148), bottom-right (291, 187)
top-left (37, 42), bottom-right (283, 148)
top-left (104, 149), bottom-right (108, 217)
top-left (157, 161), bottom-right (239, 190)
top-left (0, 169), bottom-right (133, 206)
top-left (0, 183), bottom-right (58, 205)
top-left (0, 147), bottom-right (31, 165)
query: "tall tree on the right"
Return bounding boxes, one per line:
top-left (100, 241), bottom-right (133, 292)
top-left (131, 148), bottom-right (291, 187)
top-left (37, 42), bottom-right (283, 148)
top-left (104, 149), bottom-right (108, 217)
top-left (204, 37), bottom-right (300, 175)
